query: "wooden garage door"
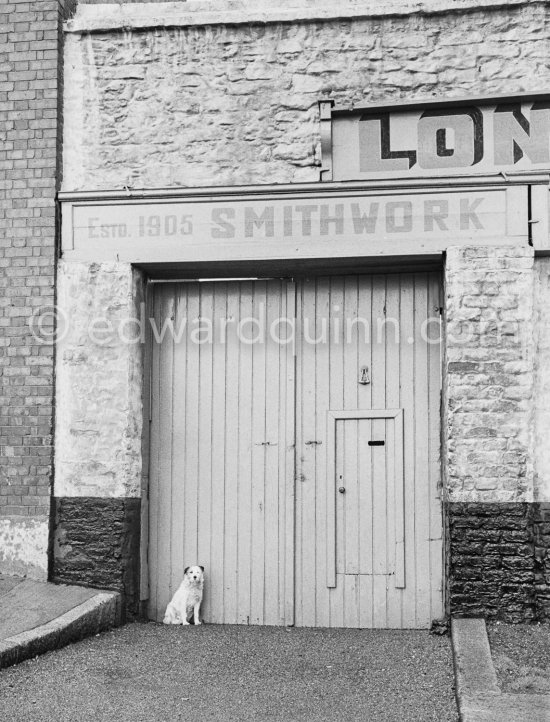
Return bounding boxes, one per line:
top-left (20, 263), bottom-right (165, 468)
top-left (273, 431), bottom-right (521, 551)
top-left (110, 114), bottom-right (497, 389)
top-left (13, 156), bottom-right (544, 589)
top-left (147, 273), bottom-right (443, 628)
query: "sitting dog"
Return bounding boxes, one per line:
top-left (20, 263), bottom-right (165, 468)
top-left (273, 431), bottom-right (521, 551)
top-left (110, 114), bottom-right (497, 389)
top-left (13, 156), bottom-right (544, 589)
top-left (163, 565), bottom-right (204, 626)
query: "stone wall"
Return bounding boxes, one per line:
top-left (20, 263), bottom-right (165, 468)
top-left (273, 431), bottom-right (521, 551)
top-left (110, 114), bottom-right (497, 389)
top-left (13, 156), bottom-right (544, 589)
top-left (55, 261), bottom-right (144, 499)
top-left (62, 1), bottom-right (550, 191)
top-left (444, 246), bottom-right (535, 503)
top-left (53, 261), bottom-right (145, 615)
top-left (533, 504), bottom-right (550, 620)
top-left (449, 502), bottom-right (550, 622)
top-left (448, 503), bottom-right (536, 622)
top-left (444, 247), bottom-right (550, 620)
top-left (52, 497), bottom-right (141, 618)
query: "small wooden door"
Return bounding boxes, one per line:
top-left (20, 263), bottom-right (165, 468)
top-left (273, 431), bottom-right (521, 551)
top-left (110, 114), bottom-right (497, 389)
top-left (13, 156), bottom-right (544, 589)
top-left (328, 410), bottom-right (406, 625)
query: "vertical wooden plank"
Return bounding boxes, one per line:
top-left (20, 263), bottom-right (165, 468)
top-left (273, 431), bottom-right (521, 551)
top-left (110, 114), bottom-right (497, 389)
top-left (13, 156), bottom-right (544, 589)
top-left (294, 282), bottom-right (304, 625)
top-left (183, 285), bottom-right (200, 574)
top-left (157, 286), bottom-right (175, 621)
top-left (357, 276), bottom-right (374, 628)
top-left (140, 282), bottom-right (152, 604)
top-left (298, 278), bottom-right (319, 626)
top-left (342, 277), bottom-right (360, 628)
top-left (314, 277), bottom-right (331, 627)
top-left (358, 423), bottom-right (374, 629)
top-left (283, 281), bottom-right (296, 626)
top-left (393, 411), bottom-right (405, 589)
top-left (371, 275), bottom-right (387, 628)
top-left (413, 274), bottom-right (432, 628)
top-left (343, 423), bottom-right (360, 628)
top-left (170, 286), bottom-right (188, 606)
top-left (342, 419), bottom-right (359, 575)
top-left (196, 285), bottom-right (214, 616)
top-left (342, 277), bottom-right (359, 579)
top-left (334, 419), bottom-right (344, 578)
top-left (400, 274), bottom-right (417, 627)
top-left (236, 282), bottom-right (254, 624)
top-left (428, 272), bottom-right (444, 621)
top-left (328, 276), bottom-right (345, 628)
top-left (147, 287), bottom-right (161, 620)
top-left (223, 284), bottom-right (241, 624)
top-left (264, 281), bottom-right (282, 625)
top-left (210, 283), bottom-right (228, 623)
top-left (343, 574), bottom-right (361, 630)
top-left (384, 276), bottom-right (402, 627)
top-left (249, 281), bottom-right (267, 625)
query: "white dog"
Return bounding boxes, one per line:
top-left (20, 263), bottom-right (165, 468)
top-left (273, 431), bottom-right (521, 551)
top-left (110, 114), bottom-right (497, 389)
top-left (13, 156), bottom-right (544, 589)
top-left (163, 565), bottom-right (204, 626)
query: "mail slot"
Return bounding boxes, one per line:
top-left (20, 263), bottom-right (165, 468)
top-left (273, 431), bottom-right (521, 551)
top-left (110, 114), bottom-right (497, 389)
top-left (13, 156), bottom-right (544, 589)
top-left (368, 440), bottom-right (385, 446)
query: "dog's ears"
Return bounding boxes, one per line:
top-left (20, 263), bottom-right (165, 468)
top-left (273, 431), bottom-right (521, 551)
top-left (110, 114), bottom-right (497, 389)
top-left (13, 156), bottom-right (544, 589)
top-left (199, 566), bottom-right (204, 572)
top-left (183, 566), bottom-right (190, 575)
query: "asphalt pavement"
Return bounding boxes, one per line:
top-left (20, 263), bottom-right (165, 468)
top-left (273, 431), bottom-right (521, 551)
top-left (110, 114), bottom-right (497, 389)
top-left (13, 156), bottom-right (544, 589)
top-left (0, 621), bottom-right (458, 721)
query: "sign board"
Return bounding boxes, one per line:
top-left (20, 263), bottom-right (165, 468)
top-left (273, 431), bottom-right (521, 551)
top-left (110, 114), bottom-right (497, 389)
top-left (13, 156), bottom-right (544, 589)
top-left (60, 180), bottom-right (535, 264)
top-left (324, 93), bottom-right (550, 182)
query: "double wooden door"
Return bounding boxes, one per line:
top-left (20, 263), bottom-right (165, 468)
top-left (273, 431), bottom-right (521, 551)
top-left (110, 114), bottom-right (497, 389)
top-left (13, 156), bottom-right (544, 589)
top-left (147, 273), bottom-right (443, 628)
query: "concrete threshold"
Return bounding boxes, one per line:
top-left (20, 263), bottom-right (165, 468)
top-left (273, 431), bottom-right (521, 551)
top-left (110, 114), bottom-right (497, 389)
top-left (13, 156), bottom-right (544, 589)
top-left (0, 576), bottom-right (121, 670)
top-left (451, 618), bottom-right (550, 722)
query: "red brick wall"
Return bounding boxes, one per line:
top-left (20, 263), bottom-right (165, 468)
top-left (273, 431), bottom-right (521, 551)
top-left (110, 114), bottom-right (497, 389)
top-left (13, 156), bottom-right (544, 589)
top-left (0, 0), bottom-right (71, 521)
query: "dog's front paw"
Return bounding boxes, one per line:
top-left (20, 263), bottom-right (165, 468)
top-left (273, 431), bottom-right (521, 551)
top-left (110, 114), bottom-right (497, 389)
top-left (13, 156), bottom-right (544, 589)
top-left (195, 621), bottom-right (202, 625)
top-left (181, 620), bottom-right (190, 625)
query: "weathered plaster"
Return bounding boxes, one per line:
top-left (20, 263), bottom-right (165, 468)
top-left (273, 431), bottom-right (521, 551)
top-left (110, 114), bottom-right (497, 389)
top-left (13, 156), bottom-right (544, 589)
top-left (444, 245), bottom-right (535, 503)
top-left (534, 258), bottom-right (550, 502)
top-left (62, 1), bottom-right (550, 191)
top-left (0, 517), bottom-right (49, 580)
top-left (67, 0), bottom-right (546, 34)
top-left (54, 261), bottom-right (145, 498)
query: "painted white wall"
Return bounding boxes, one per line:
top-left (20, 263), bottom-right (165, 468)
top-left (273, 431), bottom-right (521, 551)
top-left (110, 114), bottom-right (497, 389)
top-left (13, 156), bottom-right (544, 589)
top-left (534, 258), bottom-right (550, 502)
top-left (54, 261), bottom-right (145, 499)
top-left (0, 518), bottom-right (49, 580)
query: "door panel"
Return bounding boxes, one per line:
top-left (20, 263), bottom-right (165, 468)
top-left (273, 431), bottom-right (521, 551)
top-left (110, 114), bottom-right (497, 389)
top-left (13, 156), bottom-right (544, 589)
top-left (148, 280), bottom-right (295, 625)
top-left (295, 273), bottom-right (443, 628)
top-left (333, 414), bottom-right (403, 579)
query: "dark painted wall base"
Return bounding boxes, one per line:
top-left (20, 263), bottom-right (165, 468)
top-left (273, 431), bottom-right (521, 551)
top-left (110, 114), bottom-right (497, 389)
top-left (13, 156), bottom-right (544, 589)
top-left (52, 497), bottom-right (550, 624)
top-left (448, 502), bottom-right (550, 623)
top-left (52, 497), bottom-right (141, 620)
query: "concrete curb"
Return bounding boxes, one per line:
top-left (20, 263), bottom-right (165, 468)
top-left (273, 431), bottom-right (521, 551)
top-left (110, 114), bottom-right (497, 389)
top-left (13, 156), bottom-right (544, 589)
top-left (451, 618), bottom-right (550, 722)
top-left (0, 591), bottom-right (121, 670)
top-left (451, 618), bottom-right (500, 700)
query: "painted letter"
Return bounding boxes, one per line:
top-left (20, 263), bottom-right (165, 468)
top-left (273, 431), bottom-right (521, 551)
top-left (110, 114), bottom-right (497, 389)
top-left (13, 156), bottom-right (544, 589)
top-left (351, 202), bottom-right (379, 234)
top-left (460, 197), bottom-right (484, 230)
top-left (494, 102), bottom-right (550, 165)
top-left (295, 205), bottom-right (318, 236)
top-left (320, 204), bottom-right (344, 235)
top-left (386, 201), bottom-right (413, 233)
top-left (417, 108), bottom-right (483, 169)
top-left (244, 206), bottom-right (275, 238)
top-left (424, 200), bottom-right (449, 231)
top-left (211, 208), bottom-right (236, 239)
top-left (359, 113), bottom-right (416, 173)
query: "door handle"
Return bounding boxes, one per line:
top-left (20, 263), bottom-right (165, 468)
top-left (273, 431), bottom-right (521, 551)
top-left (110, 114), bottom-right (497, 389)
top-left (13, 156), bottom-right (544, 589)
top-left (338, 487), bottom-right (346, 494)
